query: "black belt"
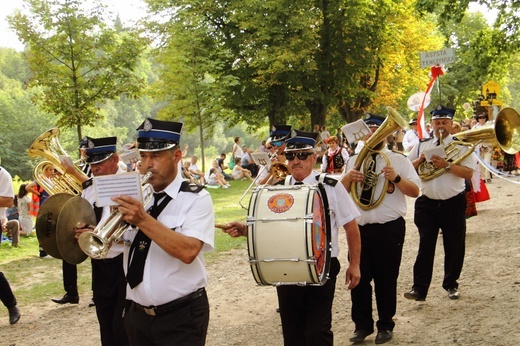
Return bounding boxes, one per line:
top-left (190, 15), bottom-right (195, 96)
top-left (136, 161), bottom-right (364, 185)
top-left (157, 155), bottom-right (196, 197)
top-left (133, 287), bottom-right (206, 316)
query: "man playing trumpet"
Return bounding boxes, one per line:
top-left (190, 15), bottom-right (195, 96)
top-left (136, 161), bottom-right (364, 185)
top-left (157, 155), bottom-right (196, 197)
top-left (405, 105), bottom-right (477, 302)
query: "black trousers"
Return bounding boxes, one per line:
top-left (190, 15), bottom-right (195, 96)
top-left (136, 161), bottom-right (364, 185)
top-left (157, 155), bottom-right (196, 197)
top-left (412, 192), bottom-right (466, 297)
top-left (124, 291), bottom-right (209, 346)
top-left (276, 257), bottom-right (340, 346)
top-left (351, 217), bottom-right (405, 332)
top-left (92, 255), bottom-right (128, 346)
top-left (62, 260), bottom-right (78, 296)
top-left (0, 272), bottom-right (16, 309)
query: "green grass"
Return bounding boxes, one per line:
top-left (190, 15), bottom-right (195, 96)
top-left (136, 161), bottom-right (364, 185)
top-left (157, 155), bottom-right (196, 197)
top-left (0, 178), bottom-right (251, 304)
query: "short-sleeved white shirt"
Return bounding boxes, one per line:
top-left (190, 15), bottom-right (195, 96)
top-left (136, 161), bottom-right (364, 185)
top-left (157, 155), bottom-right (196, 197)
top-left (408, 136), bottom-right (477, 200)
top-left (344, 148), bottom-right (421, 225)
top-left (81, 168), bottom-right (126, 258)
top-left (289, 173), bottom-right (360, 257)
top-left (0, 167), bottom-right (14, 219)
top-left (123, 173), bottom-right (215, 306)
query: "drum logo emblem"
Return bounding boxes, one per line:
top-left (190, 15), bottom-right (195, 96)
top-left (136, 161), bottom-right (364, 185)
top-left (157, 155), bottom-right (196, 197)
top-left (267, 193), bottom-right (294, 213)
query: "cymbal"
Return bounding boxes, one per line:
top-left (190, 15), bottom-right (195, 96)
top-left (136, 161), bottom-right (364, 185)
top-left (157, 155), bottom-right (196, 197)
top-left (56, 196), bottom-right (96, 265)
top-left (35, 193), bottom-right (74, 259)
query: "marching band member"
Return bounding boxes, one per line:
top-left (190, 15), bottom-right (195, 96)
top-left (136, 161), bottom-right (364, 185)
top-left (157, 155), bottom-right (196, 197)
top-left (222, 130), bottom-right (361, 346)
top-left (256, 125), bottom-right (291, 185)
top-left (72, 137), bottom-right (128, 345)
top-left (405, 105), bottom-right (477, 302)
top-left (114, 119), bottom-right (215, 346)
top-left (341, 114), bottom-right (421, 344)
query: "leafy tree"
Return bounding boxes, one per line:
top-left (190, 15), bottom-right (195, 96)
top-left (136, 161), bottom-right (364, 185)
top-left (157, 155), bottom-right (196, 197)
top-left (7, 0), bottom-right (148, 143)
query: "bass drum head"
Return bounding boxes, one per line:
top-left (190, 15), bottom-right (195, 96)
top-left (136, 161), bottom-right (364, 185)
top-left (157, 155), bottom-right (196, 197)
top-left (36, 193), bottom-right (74, 259)
top-left (310, 185), bottom-right (331, 284)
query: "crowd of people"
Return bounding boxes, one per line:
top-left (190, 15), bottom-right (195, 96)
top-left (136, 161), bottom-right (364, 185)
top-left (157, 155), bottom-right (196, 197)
top-left (0, 106), bottom-right (513, 345)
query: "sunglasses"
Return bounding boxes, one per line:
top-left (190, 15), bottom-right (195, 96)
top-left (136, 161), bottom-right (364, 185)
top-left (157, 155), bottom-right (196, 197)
top-left (285, 152), bottom-right (314, 161)
top-left (477, 116), bottom-right (487, 119)
top-left (271, 140), bottom-right (283, 147)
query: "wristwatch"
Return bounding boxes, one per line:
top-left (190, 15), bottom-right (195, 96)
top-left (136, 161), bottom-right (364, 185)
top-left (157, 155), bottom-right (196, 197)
top-left (392, 175), bottom-right (401, 183)
top-left (445, 163), bottom-right (452, 173)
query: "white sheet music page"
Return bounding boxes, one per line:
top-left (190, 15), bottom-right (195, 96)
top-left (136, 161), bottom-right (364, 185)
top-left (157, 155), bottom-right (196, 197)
top-left (342, 119), bottom-right (371, 145)
top-left (93, 171), bottom-right (142, 207)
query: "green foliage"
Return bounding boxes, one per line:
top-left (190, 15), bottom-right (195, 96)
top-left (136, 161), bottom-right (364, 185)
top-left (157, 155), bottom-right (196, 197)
top-left (7, 0), bottom-right (148, 142)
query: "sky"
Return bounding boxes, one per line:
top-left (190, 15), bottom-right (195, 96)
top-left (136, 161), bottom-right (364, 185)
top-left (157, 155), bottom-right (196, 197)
top-left (0, 2), bottom-right (497, 52)
top-left (0, 0), bottom-right (147, 51)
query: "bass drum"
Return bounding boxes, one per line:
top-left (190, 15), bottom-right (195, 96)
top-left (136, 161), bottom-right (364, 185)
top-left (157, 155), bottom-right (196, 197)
top-left (246, 184), bottom-right (331, 286)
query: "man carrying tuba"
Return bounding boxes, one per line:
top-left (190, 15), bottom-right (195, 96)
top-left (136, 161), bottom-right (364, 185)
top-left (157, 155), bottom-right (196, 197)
top-left (341, 113), bottom-right (421, 344)
top-left (404, 105), bottom-right (478, 302)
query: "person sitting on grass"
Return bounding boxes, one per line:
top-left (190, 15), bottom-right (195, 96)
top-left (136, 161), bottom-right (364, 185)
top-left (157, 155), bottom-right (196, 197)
top-left (232, 158), bottom-right (254, 181)
top-left (207, 168), bottom-right (230, 189)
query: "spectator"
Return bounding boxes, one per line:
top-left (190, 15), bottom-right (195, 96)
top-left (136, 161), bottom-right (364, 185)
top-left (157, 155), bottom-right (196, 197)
top-left (17, 184), bottom-right (34, 237)
top-left (233, 158), bottom-right (254, 181)
top-left (188, 156), bottom-right (206, 185)
top-left (182, 161), bottom-right (198, 184)
top-left (241, 147), bottom-right (259, 177)
top-left (207, 167), bottom-right (230, 189)
top-left (216, 153), bottom-right (233, 181)
top-left (232, 136), bottom-right (244, 161)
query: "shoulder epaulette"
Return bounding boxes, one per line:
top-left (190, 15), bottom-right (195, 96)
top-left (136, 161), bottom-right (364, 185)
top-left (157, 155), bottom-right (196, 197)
top-left (391, 150), bottom-right (407, 156)
top-left (419, 137), bottom-right (433, 143)
top-left (315, 174), bottom-right (338, 187)
top-left (82, 178), bottom-right (93, 189)
top-left (179, 180), bottom-right (205, 193)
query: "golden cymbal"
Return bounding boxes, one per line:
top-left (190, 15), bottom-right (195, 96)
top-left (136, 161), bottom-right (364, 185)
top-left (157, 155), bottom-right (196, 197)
top-left (35, 193), bottom-right (74, 259)
top-left (56, 196), bottom-right (96, 265)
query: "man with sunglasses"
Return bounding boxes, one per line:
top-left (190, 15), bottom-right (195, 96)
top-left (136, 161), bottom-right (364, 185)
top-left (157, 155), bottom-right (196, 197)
top-left (222, 130), bottom-right (361, 345)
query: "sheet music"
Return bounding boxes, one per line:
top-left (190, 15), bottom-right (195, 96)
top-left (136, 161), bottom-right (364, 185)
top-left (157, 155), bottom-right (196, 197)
top-left (252, 152), bottom-right (271, 169)
top-left (93, 171), bottom-right (142, 207)
top-left (342, 119), bottom-right (371, 145)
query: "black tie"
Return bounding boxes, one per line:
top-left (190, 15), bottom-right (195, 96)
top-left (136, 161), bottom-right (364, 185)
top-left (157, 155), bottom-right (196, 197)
top-left (360, 153), bottom-right (378, 205)
top-left (294, 181), bottom-right (304, 185)
top-left (93, 203), bottom-right (103, 223)
top-left (436, 139), bottom-right (440, 146)
top-left (126, 192), bottom-right (172, 289)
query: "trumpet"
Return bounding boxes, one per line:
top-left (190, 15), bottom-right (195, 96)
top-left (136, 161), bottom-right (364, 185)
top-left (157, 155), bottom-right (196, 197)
top-left (78, 172), bottom-right (154, 259)
top-left (418, 107), bottom-right (520, 181)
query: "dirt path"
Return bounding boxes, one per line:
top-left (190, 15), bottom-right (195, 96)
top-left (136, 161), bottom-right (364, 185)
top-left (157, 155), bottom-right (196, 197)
top-left (1, 178), bottom-right (519, 345)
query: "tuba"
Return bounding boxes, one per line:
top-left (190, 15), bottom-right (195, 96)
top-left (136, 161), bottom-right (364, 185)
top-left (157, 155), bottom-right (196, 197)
top-left (78, 172), bottom-right (154, 259)
top-left (28, 128), bottom-right (88, 196)
top-left (418, 107), bottom-right (520, 181)
top-left (350, 107), bottom-right (408, 210)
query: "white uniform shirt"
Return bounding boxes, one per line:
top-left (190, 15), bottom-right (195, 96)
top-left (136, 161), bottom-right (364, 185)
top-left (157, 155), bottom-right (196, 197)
top-left (123, 173), bottom-right (215, 306)
top-left (345, 148), bottom-right (421, 226)
top-left (403, 129), bottom-right (419, 152)
top-left (81, 167), bottom-right (126, 259)
top-left (290, 173), bottom-right (360, 257)
top-left (0, 167), bottom-right (14, 218)
top-left (408, 136), bottom-right (478, 200)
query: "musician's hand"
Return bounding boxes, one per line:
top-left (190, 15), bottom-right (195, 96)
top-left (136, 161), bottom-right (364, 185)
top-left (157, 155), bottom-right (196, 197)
top-left (431, 155), bottom-right (448, 169)
top-left (345, 168), bottom-right (363, 183)
top-left (218, 222), bottom-right (247, 237)
top-left (112, 195), bottom-right (148, 226)
top-left (74, 223), bottom-right (95, 239)
top-left (345, 263), bottom-right (361, 290)
top-left (381, 166), bottom-right (397, 181)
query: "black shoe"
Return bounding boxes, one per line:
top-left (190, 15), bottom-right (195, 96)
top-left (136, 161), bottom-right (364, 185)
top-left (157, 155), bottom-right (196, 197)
top-left (88, 298), bottom-right (95, 307)
top-left (8, 306), bottom-right (20, 325)
top-left (404, 289), bottom-right (425, 301)
top-left (39, 249), bottom-right (48, 258)
top-left (349, 330), bottom-right (373, 343)
top-left (51, 294), bottom-right (79, 304)
top-left (447, 288), bottom-right (460, 300)
top-left (375, 330), bottom-right (392, 344)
